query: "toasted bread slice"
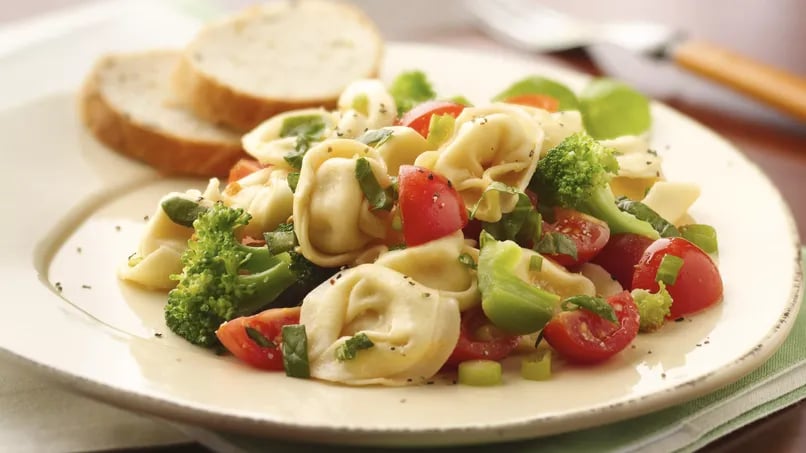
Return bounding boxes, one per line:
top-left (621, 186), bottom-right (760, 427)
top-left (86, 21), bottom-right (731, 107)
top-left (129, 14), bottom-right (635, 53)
top-left (81, 50), bottom-right (245, 177)
top-left (173, 0), bottom-right (383, 132)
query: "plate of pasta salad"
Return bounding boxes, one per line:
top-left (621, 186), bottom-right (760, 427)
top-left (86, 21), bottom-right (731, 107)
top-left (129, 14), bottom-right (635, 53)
top-left (0, 41), bottom-right (801, 447)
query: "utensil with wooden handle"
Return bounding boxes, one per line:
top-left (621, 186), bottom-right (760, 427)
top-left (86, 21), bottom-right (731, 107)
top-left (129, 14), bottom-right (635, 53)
top-left (467, 0), bottom-right (806, 122)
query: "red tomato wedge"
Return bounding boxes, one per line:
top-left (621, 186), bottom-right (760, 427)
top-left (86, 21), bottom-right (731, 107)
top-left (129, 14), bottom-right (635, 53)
top-left (632, 237), bottom-right (723, 319)
top-left (503, 94), bottom-right (560, 112)
top-left (591, 233), bottom-right (655, 289)
top-left (543, 209), bottom-right (610, 268)
top-left (227, 158), bottom-right (263, 184)
top-left (543, 291), bottom-right (639, 364)
top-left (216, 307), bottom-right (301, 370)
top-left (398, 165), bottom-right (468, 246)
top-left (445, 307), bottom-right (520, 367)
top-left (398, 101), bottom-right (465, 138)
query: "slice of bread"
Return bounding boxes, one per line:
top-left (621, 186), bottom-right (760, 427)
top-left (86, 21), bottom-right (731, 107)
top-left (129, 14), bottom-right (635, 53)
top-left (81, 50), bottom-right (245, 177)
top-left (173, 0), bottom-right (384, 132)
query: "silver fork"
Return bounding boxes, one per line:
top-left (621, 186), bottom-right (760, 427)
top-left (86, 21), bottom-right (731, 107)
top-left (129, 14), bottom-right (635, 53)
top-left (466, 0), bottom-right (806, 122)
top-left (467, 0), bottom-right (680, 55)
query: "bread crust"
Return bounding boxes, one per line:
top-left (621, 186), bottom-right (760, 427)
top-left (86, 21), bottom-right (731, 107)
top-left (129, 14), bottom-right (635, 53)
top-left (80, 53), bottom-right (246, 177)
top-left (174, 0), bottom-right (384, 132)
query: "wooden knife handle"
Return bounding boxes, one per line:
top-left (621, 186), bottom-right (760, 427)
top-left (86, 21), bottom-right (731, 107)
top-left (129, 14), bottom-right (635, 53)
top-left (673, 39), bottom-right (806, 122)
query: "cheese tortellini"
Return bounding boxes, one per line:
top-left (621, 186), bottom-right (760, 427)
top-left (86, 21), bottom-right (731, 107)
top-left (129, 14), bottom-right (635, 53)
top-left (242, 108), bottom-right (339, 170)
top-left (415, 103), bottom-right (544, 223)
top-left (293, 139), bottom-right (391, 267)
top-left (525, 108), bottom-right (584, 156)
top-left (334, 79), bottom-right (397, 138)
top-left (118, 192), bottom-right (196, 290)
top-left (300, 264), bottom-right (460, 386)
top-left (375, 232), bottom-right (480, 311)
top-left (216, 166), bottom-right (295, 238)
top-left (370, 126), bottom-right (430, 176)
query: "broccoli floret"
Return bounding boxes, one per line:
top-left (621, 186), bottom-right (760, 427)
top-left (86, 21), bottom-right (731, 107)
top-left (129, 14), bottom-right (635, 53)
top-left (165, 203), bottom-right (299, 347)
top-left (389, 70), bottom-right (436, 115)
top-left (530, 132), bottom-right (659, 239)
top-left (631, 283), bottom-right (673, 332)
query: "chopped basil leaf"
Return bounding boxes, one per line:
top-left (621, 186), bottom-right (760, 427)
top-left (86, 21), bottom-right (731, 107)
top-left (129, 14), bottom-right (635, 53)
top-left (355, 157), bottom-right (395, 210)
top-left (561, 295), bottom-right (618, 323)
top-left (245, 326), bottom-right (276, 348)
top-left (357, 128), bottom-right (394, 147)
top-left (389, 70), bottom-right (436, 115)
top-left (616, 197), bottom-right (680, 238)
top-left (280, 115), bottom-right (327, 170)
top-left (336, 333), bottom-right (375, 361)
top-left (263, 223), bottom-right (297, 254)
top-left (529, 255), bottom-right (543, 271)
top-left (287, 172), bottom-right (300, 193)
top-left (656, 254), bottom-right (684, 285)
top-left (534, 232), bottom-right (578, 260)
top-left (458, 253), bottom-right (477, 270)
top-left (161, 197), bottom-right (208, 227)
top-left (281, 324), bottom-right (310, 378)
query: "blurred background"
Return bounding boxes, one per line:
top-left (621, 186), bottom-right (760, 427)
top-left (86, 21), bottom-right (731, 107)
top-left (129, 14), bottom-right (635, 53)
top-left (1, 0), bottom-right (804, 130)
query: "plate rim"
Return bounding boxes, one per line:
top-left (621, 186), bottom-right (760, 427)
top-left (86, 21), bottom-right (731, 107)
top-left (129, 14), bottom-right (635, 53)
top-left (0, 41), bottom-right (803, 447)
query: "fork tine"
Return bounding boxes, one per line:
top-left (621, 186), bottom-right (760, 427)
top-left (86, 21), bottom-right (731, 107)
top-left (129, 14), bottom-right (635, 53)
top-left (467, 0), bottom-right (546, 50)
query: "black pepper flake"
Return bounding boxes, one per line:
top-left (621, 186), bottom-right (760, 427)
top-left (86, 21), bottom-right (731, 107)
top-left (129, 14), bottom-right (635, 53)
top-left (630, 344), bottom-right (636, 349)
top-left (329, 278), bottom-right (336, 285)
top-left (336, 131), bottom-right (344, 137)
top-left (426, 381), bottom-right (435, 385)
top-left (696, 343), bottom-right (702, 347)
top-left (327, 146), bottom-right (333, 153)
top-left (54, 282), bottom-right (63, 292)
top-left (646, 161), bottom-right (652, 165)
top-left (655, 171), bottom-right (661, 177)
top-left (400, 398), bottom-right (407, 403)
top-left (447, 179), bottom-right (453, 188)
top-left (81, 284), bottom-right (92, 289)
top-left (451, 379), bottom-right (457, 385)
top-left (427, 173), bottom-right (434, 180)
top-left (336, 273), bottom-right (343, 280)
top-left (407, 378), bottom-right (413, 382)
top-left (196, 196), bottom-right (204, 202)
top-left (704, 340), bottom-right (710, 344)
top-left (661, 373), bottom-right (667, 379)
top-left (76, 247), bottom-right (82, 254)
top-left (154, 332), bottom-right (163, 338)
top-left (423, 292), bottom-right (431, 297)
top-left (390, 346), bottom-right (396, 351)
top-left (408, 281), bottom-right (415, 286)
top-left (647, 350), bottom-right (653, 354)
top-left (528, 150), bottom-right (535, 158)
top-left (114, 225), bottom-right (121, 231)
top-left (559, 122), bottom-right (565, 127)
top-left (143, 215), bottom-right (150, 221)
top-left (416, 168), bottom-right (425, 173)
top-left (675, 317), bottom-right (685, 323)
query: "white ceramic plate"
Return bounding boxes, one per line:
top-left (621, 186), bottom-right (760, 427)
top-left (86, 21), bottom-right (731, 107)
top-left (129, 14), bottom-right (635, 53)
top-left (0, 40), bottom-right (802, 447)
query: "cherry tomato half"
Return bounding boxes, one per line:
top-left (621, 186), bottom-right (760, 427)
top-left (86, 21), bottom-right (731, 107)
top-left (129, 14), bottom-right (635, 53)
top-left (543, 208), bottom-right (610, 268)
top-left (227, 158), bottom-right (263, 184)
top-left (591, 233), bottom-right (655, 289)
top-left (398, 165), bottom-right (468, 246)
top-left (398, 100), bottom-right (465, 138)
top-left (216, 307), bottom-right (301, 370)
top-left (503, 94), bottom-right (560, 112)
top-left (445, 307), bottom-right (520, 367)
top-left (543, 291), bottom-right (639, 364)
top-left (632, 237), bottom-right (723, 319)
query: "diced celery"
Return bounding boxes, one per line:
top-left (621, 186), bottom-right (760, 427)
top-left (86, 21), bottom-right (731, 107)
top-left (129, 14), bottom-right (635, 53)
top-left (521, 352), bottom-right (552, 381)
top-left (458, 360), bottom-right (502, 386)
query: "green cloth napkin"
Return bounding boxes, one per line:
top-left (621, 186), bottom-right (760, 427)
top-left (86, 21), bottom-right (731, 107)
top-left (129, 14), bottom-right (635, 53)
top-left (183, 249), bottom-right (805, 452)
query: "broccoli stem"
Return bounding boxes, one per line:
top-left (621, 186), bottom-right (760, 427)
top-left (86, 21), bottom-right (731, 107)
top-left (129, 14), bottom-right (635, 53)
top-left (237, 243), bottom-right (281, 274)
top-left (236, 252), bottom-right (298, 316)
top-left (582, 187), bottom-right (660, 239)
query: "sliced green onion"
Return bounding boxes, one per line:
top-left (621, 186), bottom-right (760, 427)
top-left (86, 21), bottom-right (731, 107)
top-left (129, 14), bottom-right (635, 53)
top-left (335, 333), bottom-right (375, 361)
top-left (391, 211), bottom-right (403, 231)
top-left (281, 324), bottom-right (310, 378)
top-left (355, 157), bottom-right (394, 210)
top-left (426, 113), bottom-right (456, 148)
top-left (458, 252), bottom-right (477, 270)
top-left (529, 255), bottom-right (543, 271)
top-left (616, 197), bottom-right (679, 238)
top-left (560, 295), bottom-right (617, 323)
top-left (521, 351), bottom-right (552, 381)
top-left (161, 197), bottom-right (207, 227)
top-left (287, 172), bottom-right (300, 193)
top-left (263, 224), bottom-right (297, 254)
top-left (357, 128), bottom-right (393, 147)
top-left (245, 326), bottom-right (276, 348)
top-left (533, 232), bottom-right (578, 260)
top-left (457, 360), bottom-right (502, 386)
top-left (656, 254), bottom-right (684, 285)
top-left (352, 94), bottom-right (369, 116)
top-left (679, 224), bottom-right (719, 254)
